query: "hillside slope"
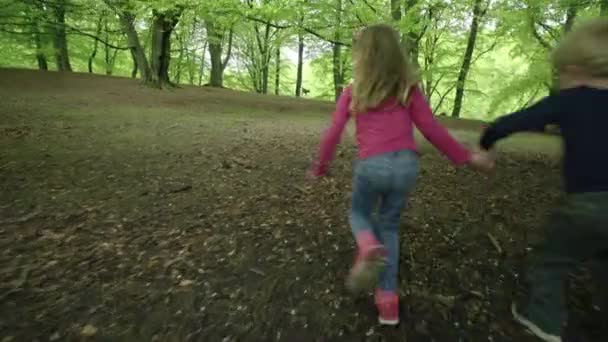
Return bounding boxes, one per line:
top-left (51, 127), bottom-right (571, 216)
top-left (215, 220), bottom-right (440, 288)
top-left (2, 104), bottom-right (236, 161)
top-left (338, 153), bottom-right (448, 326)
top-left (0, 68), bottom-right (487, 128)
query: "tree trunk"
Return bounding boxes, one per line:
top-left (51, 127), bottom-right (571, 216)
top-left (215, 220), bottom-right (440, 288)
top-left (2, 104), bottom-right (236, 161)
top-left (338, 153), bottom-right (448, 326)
top-left (105, 45), bottom-right (111, 75)
top-left (187, 21), bottom-right (198, 85)
top-left (103, 1), bottom-right (152, 82)
top-left (332, 44), bottom-right (343, 101)
top-left (198, 41), bottom-right (207, 86)
top-left (88, 16), bottom-right (104, 73)
top-left (130, 49), bottom-right (138, 78)
top-left (564, 5), bottom-right (577, 32)
top-left (186, 48), bottom-right (194, 85)
top-left (105, 47), bottom-right (118, 75)
top-left (602, 0), bottom-right (608, 16)
top-left (52, 0), bottom-right (72, 72)
top-left (422, 7), bottom-right (440, 98)
top-left (117, 11), bottom-right (151, 83)
top-left (208, 42), bottom-right (223, 87)
top-left (35, 37), bottom-right (48, 70)
top-left (295, 31), bottom-right (304, 97)
top-left (394, 0), bottom-right (420, 68)
top-left (261, 24), bottom-right (271, 94)
top-left (451, 0), bottom-right (483, 118)
top-left (275, 46), bottom-right (280, 95)
top-left (391, 0), bottom-right (401, 21)
top-left (175, 33), bottom-right (185, 84)
top-left (30, 0), bottom-right (48, 70)
top-left (88, 41), bottom-right (98, 73)
top-left (103, 18), bottom-right (111, 75)
top-left (32, 20), bottom-right (47, 70)
top-left (252, 20), bottom-right (273, 94)
top-left (404, 0), bottom-right (420, 68)
top-left (150, 8), bottom-right (182, 87)
top-left (332, 0), bottom-right (344, 101)
top-left (205, 20), bottom-right (225, 87)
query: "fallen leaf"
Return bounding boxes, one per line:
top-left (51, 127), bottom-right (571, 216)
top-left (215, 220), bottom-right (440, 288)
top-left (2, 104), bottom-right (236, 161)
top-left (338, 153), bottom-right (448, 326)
top-left (179, 279), bottom-right (194, 287)
top-left (81, 324), bottom-right (97, 337)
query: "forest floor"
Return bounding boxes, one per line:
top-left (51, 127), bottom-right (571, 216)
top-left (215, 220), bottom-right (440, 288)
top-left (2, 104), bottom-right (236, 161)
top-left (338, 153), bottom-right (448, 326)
top-left (0, 68), bottom-right (602, 342)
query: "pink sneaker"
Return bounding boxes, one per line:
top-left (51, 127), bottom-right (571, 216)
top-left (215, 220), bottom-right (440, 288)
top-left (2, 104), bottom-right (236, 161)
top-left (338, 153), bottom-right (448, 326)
top-left (345, 231), bottom-right (386, 293)
top-left (375, 290), bottom-right (399, 325)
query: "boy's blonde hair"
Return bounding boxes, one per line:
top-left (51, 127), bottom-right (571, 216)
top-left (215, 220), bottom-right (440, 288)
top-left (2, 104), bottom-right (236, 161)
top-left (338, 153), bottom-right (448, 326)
top-left (552, 18), bottom-right (608, 77)
top-left (350, 24), bottom-right (418, 113)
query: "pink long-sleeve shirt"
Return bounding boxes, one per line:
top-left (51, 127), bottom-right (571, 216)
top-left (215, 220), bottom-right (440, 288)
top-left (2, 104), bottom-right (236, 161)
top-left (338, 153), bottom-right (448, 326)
top-left (311, 86), bottom-right (471, 176)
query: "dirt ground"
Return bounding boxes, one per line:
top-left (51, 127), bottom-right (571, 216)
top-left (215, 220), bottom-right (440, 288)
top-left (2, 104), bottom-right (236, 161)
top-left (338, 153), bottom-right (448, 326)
top-left (0, 69), bottom-right (604, 341)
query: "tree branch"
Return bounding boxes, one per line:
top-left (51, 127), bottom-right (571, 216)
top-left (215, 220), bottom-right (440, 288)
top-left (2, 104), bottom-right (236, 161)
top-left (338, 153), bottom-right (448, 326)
top-left (429, 73), bottom-right (447, 100)
top-left (434, 83), bottom-right (458, 113)
top-left (221, 26), bottom-right (234, 71)
top-left (347, 0), bottom-right (365, 24)
top-left (0, 19), bottom-right (129, 50)
top-left (471, 36), bottom-right (499, 65)
top-left (302, 26), bottom-right (351, 46)
top-left (244, 15), bottom-right (352, 46)
top-left (360, 0), bottom-right (378, 13)
top-left (537, 21), bottom-right (560, 41)
top-left (530, 22), bottom-right (551, 50)
top-left (66, 25), bottom-right (129, 50)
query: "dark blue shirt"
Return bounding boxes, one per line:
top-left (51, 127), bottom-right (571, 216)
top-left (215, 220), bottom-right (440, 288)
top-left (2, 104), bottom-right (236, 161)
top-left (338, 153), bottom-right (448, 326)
top-left (480, 86), bottom-right (608, 194)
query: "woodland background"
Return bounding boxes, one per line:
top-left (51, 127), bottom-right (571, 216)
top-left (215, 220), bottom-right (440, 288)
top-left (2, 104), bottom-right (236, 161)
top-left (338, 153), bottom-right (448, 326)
top-left (2, 0), bottom-right (606, 119)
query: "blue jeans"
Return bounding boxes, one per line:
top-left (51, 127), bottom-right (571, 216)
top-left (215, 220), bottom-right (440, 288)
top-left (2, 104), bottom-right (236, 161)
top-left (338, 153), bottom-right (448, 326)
top-left (350, 150), bottom-right (419, 292)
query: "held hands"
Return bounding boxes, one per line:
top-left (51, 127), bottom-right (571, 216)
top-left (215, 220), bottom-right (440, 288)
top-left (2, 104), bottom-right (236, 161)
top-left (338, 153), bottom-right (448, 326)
top-left (469, 147), bottom-right (496, 173)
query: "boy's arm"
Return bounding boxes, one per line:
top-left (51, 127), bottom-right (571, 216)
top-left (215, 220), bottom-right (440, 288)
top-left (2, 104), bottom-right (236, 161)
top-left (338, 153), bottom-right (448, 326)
top-left (311, 88), bottom-right (351, 176)
top-left (480, 95), bottom-right (562, 150)
top-left (408, 87), bottom-right (471, 166)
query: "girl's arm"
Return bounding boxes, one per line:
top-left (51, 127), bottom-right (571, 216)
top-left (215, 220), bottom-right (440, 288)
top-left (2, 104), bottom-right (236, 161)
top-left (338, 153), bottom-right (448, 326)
top-left (311, 88), bottom-right (352, 176)
top-left (408, 87), bottom-right (471, 166)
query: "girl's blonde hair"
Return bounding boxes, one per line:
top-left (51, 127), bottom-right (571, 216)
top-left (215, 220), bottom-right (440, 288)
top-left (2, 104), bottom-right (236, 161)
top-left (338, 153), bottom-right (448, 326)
top-left (552, 18), bottom-right (608, 77)
top-left (350, 24), bottom-right (418, 113)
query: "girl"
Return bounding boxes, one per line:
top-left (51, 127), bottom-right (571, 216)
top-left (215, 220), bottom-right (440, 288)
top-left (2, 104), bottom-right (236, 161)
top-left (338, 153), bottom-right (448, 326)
top-left (309, 24), bottom-right (491, 326)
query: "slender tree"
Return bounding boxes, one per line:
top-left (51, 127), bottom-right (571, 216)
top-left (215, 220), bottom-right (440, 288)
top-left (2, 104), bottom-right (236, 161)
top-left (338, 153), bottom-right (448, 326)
top-left (198, 41), bottom-right (208, 86)
top-left (295, 29), bottom-right (304, 96)
top-left (88, 15), bottom-right (104, 73)
top-left (332, 0), bottom-right (344, 101)
top-left (274, 45), bottom-right (280, 95)
top-left (451, 0), bottom-right (486, 118)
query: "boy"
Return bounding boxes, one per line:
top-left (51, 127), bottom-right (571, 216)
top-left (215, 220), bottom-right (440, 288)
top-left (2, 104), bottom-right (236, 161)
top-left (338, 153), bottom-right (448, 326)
top-left (479, 18), bottom-right (608, 342)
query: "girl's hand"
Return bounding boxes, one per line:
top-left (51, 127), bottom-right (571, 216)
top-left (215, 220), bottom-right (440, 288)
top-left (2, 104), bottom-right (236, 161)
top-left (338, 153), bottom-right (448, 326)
top-left (469, 148), bottom-right (495, 173)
